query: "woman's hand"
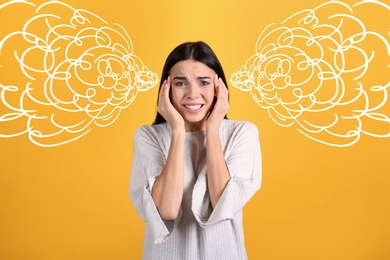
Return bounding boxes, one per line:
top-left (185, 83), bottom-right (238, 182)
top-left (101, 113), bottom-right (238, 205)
top-left (206, 75), bottom-right (230, 131)
top-left (157, 77), bottom-right (185, 131)
top-left (205, 75), bottom-right (231, 208)
top-left (154, 77), bottom-right (186, 220)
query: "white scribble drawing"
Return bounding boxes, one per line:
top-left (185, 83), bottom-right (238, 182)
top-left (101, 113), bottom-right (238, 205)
top-left (231, 1), bottom-right (390, 147)
top-left (0, 1), bottom-right (158, 147)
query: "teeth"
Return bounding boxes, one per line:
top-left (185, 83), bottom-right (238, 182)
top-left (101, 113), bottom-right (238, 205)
top-left (185, 105), bottom-right (202, 110)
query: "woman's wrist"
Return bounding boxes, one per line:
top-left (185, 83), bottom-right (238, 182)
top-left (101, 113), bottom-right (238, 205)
top-left (171, 125), bottom-right (186, 136)
top-left (206, 121), bottom-right (221, 134)
top-left (206, 127), bottom-right (220, 140)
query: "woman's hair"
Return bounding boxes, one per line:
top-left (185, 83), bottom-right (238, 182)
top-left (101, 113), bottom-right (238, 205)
top-left (153, 41), bottom-right (229, 125)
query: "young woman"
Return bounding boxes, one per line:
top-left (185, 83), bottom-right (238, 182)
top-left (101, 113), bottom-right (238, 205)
top-left (130, 41), bottom-right (262, 259)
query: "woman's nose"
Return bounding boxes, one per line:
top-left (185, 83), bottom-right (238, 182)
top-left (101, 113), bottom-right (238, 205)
top-left (186, 84), bottom-right (199, 98)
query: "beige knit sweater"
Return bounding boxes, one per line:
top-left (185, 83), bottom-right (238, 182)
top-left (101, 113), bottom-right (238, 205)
top-left (130, 119), bottom-right (262, 260)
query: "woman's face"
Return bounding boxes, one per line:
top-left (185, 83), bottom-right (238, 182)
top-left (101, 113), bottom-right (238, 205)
top-left (169, 59), bottom-right (216, 131)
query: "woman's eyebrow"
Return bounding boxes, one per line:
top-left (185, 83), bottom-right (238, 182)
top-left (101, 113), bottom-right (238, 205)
top-left (173, 76), bottom-right (187, 80)
top-left (172, 76), bottom-right (211, 80)
top-left (197, 76), bottom-right (211, 80)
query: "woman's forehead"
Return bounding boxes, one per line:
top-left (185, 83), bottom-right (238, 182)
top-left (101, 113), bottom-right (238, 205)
top-left (170, 60), bottom-right (215, 77)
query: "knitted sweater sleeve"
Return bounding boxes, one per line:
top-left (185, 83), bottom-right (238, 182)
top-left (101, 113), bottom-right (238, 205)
top-left (192, 121), bottom-right (262, 227)
top-left (129, 125), bottom-right (182, 243)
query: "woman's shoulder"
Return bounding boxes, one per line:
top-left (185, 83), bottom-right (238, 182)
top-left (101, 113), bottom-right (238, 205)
top-left (221, 120), bottom-right (260, 147)
top-left (136, 122), bottom-right (169, 131)
top-left (134, 122), bottom-right (170, 140)
top-left (221, 119), bottom-right (258, 133)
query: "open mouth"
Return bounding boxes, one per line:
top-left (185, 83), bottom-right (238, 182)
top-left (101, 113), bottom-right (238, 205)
top-left (184, 104), bottom-right (203, 111)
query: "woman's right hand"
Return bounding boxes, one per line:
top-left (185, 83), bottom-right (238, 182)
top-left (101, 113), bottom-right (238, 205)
top-left (157, 77), bottom-right (185, 131)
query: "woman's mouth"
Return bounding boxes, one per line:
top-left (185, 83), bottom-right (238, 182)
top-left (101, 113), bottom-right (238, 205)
top-left (184, 104), bottom-right (203, 111)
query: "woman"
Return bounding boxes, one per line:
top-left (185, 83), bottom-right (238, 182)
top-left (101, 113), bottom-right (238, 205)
top-left (130, 41), bottom-right (262, 259)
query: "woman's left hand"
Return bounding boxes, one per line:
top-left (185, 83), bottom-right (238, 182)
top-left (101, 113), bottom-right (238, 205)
top-left (206, 75), bottom-right (230, 131)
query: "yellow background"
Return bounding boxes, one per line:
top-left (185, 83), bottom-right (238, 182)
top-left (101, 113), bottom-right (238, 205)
top-left (1, 0), bottom-right (389, 259)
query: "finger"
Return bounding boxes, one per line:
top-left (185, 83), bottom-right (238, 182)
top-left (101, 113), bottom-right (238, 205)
top-left (161, 78), bottom-right (172, 102)
top-left (164, 76), bottom-right (172, 103)
top-left (216, 77), bottom-right (228, 100)
top-left (218, 77), bottom-right (226, 89)
top-left (166, 76), bottom-right (171, 91)
top-left (158, 79), bottom-right (167, 100)
top-left (158, 79), bottom-right (170, 114)
top-left (217, 78), bottom-right (230, 112)
top-left (213, 74), bottom-right (220, 94)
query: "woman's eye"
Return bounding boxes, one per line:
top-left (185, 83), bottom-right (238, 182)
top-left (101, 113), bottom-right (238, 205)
top-left (175, 82), bottom-right (185, 86)
top-left (200, 81), bottom-right (210, 86)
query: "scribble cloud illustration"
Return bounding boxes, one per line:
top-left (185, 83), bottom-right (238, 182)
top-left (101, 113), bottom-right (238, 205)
top-left (231, 1), bottom-right (390, 147)
top-left (0, 1), bottom-right (158, 147)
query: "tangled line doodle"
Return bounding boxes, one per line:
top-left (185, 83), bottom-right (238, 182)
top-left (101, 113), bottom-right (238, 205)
top-left (231, 1), bottom-right (390, 147)
top-left (0, 1), bottom-right (158, 147)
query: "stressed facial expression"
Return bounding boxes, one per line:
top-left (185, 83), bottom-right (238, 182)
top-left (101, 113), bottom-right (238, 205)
top-left (169, 60), bottom-right (216, 131)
